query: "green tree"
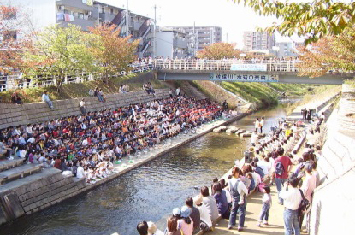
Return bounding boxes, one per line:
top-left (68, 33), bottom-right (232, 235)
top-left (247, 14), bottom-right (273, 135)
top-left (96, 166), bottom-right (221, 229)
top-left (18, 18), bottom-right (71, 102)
top-left (22, 24), bottom-right (96, 90)
top-left (297, 26), bottom-right (355, 77)
top-left (89, 24), bottom-right (139, 83)
top-left (197, 42), bottom-right (241, 59)
top-left (233, 0), bottom-right (355, 44)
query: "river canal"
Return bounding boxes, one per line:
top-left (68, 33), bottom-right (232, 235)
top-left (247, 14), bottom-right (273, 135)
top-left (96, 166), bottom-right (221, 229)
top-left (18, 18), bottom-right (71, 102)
top-left (1, 106), bottom-right (287, 235)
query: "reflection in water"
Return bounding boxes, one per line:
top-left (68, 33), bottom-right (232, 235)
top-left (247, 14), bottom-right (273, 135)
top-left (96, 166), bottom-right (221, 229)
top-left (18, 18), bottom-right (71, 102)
top-left (0, 106), bottom-right (286, 235)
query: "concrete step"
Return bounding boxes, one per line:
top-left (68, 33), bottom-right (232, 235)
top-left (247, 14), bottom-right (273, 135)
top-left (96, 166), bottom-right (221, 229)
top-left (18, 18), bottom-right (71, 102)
top-left (0, 167), bottom-right (62, 194)
top-left (0, 159), bottom-right (25, 172)
top-left (0, 163), bottom-right (43, 185)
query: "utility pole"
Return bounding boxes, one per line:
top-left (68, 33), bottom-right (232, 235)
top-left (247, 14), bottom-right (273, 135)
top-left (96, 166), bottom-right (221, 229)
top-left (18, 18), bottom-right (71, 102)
top-left (126, 0), bottom-right (129, 36)
top-left (227, 33), bottom-right (229, 43)
top-left (153, 4), bottom-right (157, 58)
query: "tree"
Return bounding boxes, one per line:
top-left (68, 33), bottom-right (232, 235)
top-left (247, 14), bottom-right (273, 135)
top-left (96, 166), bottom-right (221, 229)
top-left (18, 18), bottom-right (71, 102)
top-left (233, 0), bottom-right (355, 44)
top-left (197, 42), bottom-right (241, 59)
top-left (0, 5), bottom-right (25, 73)
top-left (297, 26), bottom-right (355, 77)
top-left (89, 24), bottom-right (139, 83)
top-left (22, 24), bottom-right (96, 90)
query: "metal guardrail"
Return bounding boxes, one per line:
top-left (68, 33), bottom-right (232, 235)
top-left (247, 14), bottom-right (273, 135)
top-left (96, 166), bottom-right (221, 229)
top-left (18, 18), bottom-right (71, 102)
top-left (153, 60), bottom-right (300, 73)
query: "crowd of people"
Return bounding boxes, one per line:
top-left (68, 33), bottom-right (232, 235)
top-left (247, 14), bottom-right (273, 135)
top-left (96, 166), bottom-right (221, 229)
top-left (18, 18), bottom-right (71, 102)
top-left (137, 112), bottom-right (324, 235)
top-left (0, 95), bottom-right (224, 185)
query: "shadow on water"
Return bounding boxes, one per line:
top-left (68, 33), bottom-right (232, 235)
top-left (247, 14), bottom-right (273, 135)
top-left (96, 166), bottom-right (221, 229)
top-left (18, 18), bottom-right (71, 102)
top-left (0, 106), bottom-right (287, 235)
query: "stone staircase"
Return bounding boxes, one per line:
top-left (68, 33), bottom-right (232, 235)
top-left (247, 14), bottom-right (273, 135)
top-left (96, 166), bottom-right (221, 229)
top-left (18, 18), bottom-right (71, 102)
top-left (179, 81), bottom-right (207, 100)
top-left (0, 89), bottom-right (170, 130)
top-left (0, 158), bottom-right (86, 225)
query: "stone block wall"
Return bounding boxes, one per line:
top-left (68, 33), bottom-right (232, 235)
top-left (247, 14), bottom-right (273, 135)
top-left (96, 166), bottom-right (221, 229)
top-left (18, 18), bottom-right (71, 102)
top-left (310, 85), bottom-right (355, 235)
top-left (0, 89), bottom-right (169, 130)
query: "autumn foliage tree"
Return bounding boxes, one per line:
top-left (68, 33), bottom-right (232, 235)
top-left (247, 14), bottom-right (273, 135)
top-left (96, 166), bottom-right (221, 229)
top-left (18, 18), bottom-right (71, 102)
top-left (89, 24), bottom-right (139, 83)
top-left (0, 5), bottom-right (25, 73)
top-left (197, 42), bottom-right (241, 60)
top-left (233, 0), bottom-right (355, 44)
top-left (297, 26), bottom-right (355, 77)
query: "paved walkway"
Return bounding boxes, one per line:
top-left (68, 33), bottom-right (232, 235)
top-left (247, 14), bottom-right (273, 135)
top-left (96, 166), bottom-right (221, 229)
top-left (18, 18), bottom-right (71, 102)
top-left (210, 184), bottom-right (286, 235)
top-left (211, 185), bottom-right (309, 235)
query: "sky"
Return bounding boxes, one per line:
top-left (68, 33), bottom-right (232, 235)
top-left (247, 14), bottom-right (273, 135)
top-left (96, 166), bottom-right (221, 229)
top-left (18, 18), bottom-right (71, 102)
top-left (101, 0), bottom-right (304, 48)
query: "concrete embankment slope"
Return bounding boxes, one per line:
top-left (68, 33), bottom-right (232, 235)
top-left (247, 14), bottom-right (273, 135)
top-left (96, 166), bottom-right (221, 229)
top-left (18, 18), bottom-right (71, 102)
top-left (0, 89), bottom-right (169, 130)
top-left (309, 85), bottom-right (355, 235)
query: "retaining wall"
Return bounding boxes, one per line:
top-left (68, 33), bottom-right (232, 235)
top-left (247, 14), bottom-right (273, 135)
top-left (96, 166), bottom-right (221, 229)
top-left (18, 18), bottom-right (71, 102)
top-left (0, 89), bottom-right (169, 130)
top-left (310, 85), bottom-right (355, 235)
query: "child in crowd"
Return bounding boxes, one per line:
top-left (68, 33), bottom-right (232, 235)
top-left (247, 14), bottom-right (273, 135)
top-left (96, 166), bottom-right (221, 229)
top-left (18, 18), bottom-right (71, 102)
top-left (257, 185), bottom-right (272, 227)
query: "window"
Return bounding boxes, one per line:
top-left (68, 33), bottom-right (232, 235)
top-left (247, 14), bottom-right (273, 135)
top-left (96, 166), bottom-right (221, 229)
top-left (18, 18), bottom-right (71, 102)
top-left (110, 8), bottom-right (114, 15)
top-left (3, 31), bottom-right (17, 40)
top-left (79, 13), bottom-right (84, 19)
top-left (100, 7), bottom-right (104, 14)
top-left (3, 9), bottom-right (16, 20)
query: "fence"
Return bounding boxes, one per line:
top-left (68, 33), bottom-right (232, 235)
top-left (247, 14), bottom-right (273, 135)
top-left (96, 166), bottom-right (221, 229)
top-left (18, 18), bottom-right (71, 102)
top-left (153, 59), bottom-right (301, 72)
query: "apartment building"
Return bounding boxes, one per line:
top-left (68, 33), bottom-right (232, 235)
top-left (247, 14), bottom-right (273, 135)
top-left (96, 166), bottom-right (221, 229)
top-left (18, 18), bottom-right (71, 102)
top-left (275, 42), bottom-right (304, 58)
top-left (94, 2), bottom-right (153, 58)
top-left (243, 31), bottom-right (275, 51)
top-left (93, 1), bottom-right (153, 58)
top-left (4, 0), bottom-right (153, 57)
top-left (167, 26), bottom-right (222, 56)
top-left (155, 28), bottom-right (188, 58)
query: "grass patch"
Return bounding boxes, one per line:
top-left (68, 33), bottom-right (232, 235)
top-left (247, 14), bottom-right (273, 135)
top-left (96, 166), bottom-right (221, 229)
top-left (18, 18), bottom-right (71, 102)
top-left (221, 82), bottom-right (279, 106)
top-left (0, 73), bottom-right (168, 103)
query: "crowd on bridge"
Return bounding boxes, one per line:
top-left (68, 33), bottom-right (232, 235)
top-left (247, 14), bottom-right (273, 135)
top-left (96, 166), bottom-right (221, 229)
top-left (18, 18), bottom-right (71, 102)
top-left (136, 111), bottom-right (324, 235)
top-left (0, 95), bottom-right (225, 184)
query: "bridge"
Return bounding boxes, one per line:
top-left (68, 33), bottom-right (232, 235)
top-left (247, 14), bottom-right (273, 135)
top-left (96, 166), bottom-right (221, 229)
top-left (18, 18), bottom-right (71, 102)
top-left (154, 60), bottom-right (355, 85)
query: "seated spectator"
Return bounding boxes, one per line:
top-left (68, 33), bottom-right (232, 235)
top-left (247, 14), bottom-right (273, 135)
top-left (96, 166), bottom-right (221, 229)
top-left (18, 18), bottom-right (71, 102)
top-left (11, 91), bottom-right (22, 104)
top-left (147, 221), bottom-right (164, 235)
top-left (137, 221), bottom-right (149, 235)
top-left (166, 215), bottom-right (181, 235)
top-left (185, 197), bottom-right (200, 233)
top-left (178, 206), bottom-right (193, 235)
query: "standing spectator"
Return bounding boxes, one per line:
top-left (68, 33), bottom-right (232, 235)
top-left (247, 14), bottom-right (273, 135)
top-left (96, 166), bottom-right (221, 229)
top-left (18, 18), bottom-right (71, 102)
top-left (255, 118), bottom-right (260, 132)
top-left (274, 148), bottom-right (293, 205)
top-left (185, 197), bottom-right (200, 233)
top-left (79, 98), bottom-right (86, 115)
top-left (260, 117), bottom-right (264, 133)
top-left (42, 91), bottom-right (54, 109)
top-left (98, 89), bottom-right (105, 102)
top-left (222, 100), bottom-right (229, 111)
top-left (257, 185), bottom-right (272, 226)
top-left (175, 87), bottom-right (181, 96)
top-left (169, 89), bottom-right (173, 98)
top-left (299, 163), bottom-right (317, 232)
top-left (280, 177), bottom-right (303, 235)
top-left (213, 183), bottom-right (229, 219)
top-left (227, 167), bottom-right (248, 231)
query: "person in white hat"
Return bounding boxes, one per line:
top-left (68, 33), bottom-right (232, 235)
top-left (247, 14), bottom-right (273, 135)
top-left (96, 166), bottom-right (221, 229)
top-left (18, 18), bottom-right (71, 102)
top-left (147, 221), bottom-right (164, 235)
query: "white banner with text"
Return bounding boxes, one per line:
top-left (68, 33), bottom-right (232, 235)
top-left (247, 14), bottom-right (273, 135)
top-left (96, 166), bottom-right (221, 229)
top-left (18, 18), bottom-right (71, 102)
top-left (210, 73), bottom-right (279, 82)
top-left (230, 63), bottom-right (267, 72)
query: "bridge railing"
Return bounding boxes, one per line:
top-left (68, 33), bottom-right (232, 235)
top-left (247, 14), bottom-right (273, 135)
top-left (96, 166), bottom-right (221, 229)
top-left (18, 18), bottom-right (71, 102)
top-left (153, 59), bottom-right (300, 73)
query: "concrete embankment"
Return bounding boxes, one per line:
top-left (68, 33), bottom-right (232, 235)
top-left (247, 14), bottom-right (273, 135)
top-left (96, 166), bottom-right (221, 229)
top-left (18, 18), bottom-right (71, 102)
top-left (309, 84), bottom-right (355, 235)
top-left (0, 113), bottom-right (247, 227)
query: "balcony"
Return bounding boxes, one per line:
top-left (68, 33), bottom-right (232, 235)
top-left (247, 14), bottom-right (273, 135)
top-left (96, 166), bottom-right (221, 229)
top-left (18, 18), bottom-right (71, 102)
top-left (59, 17), bottom-right (96, 31)
top-left (57, 0), bottom-right (94, 11)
